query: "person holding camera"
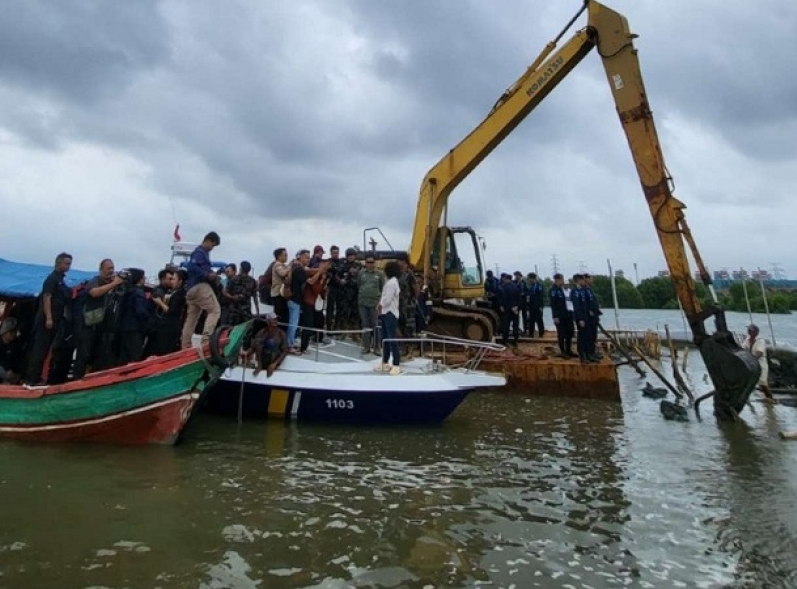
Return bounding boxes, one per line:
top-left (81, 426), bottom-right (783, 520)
top-left (181, 232), bottom-right (222, 349)
top-left (72, 258), bottom-right (126, 379)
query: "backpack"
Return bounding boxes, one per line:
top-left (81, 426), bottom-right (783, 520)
top-left (258, 261), bottom-right (276, 304)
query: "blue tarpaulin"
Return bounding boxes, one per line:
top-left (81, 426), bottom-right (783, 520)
top-left (0, 258), bottom-right (96, 299)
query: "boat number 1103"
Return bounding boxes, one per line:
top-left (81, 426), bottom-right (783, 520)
top-left (326, 399), bottom-right (354, 410)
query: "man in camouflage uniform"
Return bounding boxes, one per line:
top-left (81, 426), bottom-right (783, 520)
top-left (397, 255), bottom-right (419, 353)
top-left (225, 261), bottom-right (259, 325)
top-left (335, 248), bottom-right (361, 337)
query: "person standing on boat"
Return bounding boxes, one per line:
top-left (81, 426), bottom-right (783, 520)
top-left (144, 268), bottom-right (175, 357)
top-left (181, 232), bottom-right (222, 349)
top-left (118, 268), bottom-right (149, 364)
top-left (325, 246), bottom-right (344, 333)
top-left (742, 324), bottom-right (774, 402)
top-left (375, 261), bottom-right (402, 375)
top-left (549, 273), bottom-right (575, 358)
top-left (485, 270), bottom-right (500, 311)
top-left (225, 261), bottom-right (259, 326)
top-left (571, 274), bottom-right (593, 363)
top-left (335, 249), bottom-right (361, 337)
top-left (497, 273), bottom-right (520, 348)
top-left (162, 269), bottom-right (188, 353)
top-left (526, 273), bottom-right (545, 338)
top-left (270, 248), bottom-right (291, 327)
top-left (583, 273), bottom-right (602, 361)
top-left (357, 255), bottom-right (385, 355)
top-left (286, 249), bottom-right (310, 353)
top-left (25, 252), bottom-right (73, 385)
top-left (397, 255), bottom-right (418, 344)
top-left (73, 259), bottom-right (125, 378)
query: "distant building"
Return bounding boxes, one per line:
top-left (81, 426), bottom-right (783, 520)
top-left (657, 270), bottom-right (670, 277)
top-left (713, 269), bottom-right (730, 281)
top-left (752, 269), bottom-right (773, 281)
top-left (731, 269), bottom-right (749, 281)
top-left (615, 269), bottom-right (625, 279)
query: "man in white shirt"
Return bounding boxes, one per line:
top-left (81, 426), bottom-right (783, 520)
top-left (742, 324), bottom-right (774, 402)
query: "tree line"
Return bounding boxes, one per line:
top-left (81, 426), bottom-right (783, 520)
top-left (579, 275), bottom-right (794, 314)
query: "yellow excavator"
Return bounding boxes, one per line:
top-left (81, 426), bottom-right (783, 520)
top-left (373, 0), bottom-right (761, 419)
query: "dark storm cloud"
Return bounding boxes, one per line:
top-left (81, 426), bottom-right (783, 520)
top-left (0, 1), bottom-right (170, 106)
top-left (0, 0), bottom-right (794, 277)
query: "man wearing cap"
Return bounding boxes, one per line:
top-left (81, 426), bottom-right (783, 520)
top-left (357, 254), bottom-right (385, 355)
top-left (242, 313), bottom-right (287, 377)
top-left (582, 273), bottom-right (602, 361)
top-left (571, 274), bottom-right (594, 363)
top-left (309, 245), bottom-right (325, 269)
top-left (526, 273), bottom-right (545, 338)
top-left (549, 273), bottom-right (575, 357)
top-left (0, 318), bottom-right (23, 384)
top-left (181, 232), bottom-right (222, 349)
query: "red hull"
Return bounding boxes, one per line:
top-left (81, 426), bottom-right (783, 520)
top-left (0, 393), bottom-right (199, 445)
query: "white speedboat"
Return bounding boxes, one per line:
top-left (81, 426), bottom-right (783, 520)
top-left (205, 333), bottom-right (506, 424)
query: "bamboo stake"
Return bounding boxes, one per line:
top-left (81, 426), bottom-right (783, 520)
top-left (665, 325), bottom-right (694, 402)
top-left (598, 323), bottom-right (645, 377)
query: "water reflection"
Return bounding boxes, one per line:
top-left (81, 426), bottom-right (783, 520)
top-left (1, 372), bottom-right (797, 588)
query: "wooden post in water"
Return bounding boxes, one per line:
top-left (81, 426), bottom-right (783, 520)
top-left (607, 258), bottom-right (621, 331)
top-left (759, 277), bottom-right (777, 347)
top-left (741, 271), bottom-right (753, 326)
top-left (665, 324), bottom-right (693, 402)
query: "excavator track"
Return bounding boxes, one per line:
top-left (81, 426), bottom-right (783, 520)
top-left (426, 303), bottom-right (497, 342)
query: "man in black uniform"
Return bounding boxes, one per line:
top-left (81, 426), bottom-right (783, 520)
top-left (497, 273), bottom-right (520, 347)
top-left (549, 273), bottom-right (575, 357)
top-left (25, 252), bottom-right (73, 385)
top-left (582, 273), bottom-right (603, 361)
top-left (325, 246), bottom-right (344, 332)
top-left (526, 273), bottom-right (545, 337)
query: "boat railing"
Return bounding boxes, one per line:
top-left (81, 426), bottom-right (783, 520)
top-left (381, 333), bottom-right (505, 373)
top-left (269, 321), bottom-right (503, 370)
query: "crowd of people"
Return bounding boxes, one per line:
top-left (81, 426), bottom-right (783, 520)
top-left (0, 235), bottom-right (779, 397)
top-left (485, 270), bottom-right (604, 363)
top-left (0, 232), bottom-right (425, 385)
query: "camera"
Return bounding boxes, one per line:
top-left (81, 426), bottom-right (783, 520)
top-left (117, 270), bottom-right (130, 281)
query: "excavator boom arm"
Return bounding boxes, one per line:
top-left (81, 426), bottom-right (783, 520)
top-left (408, 28), bottom-right (596, 271)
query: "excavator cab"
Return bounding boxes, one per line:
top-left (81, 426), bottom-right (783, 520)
top-left (429, 226), bottom-right (485, 301)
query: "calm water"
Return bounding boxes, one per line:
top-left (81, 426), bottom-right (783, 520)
top-left (2, 312), bottom-right (797, 589)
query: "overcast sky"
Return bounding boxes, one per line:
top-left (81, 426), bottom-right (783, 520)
top-left (1, 0), bottom-right (795, 283)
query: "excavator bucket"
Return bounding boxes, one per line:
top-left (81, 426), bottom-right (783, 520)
top-left (699, 331), bottom-right (761, 420)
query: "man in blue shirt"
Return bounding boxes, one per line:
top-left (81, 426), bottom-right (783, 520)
top-left (181, 232), bottom-right (222, 349)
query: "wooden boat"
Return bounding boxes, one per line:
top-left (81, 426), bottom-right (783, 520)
top-left (0, 323), bottom-right (250, 445)
top-left (205, 333), bottom-right (506, 424)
